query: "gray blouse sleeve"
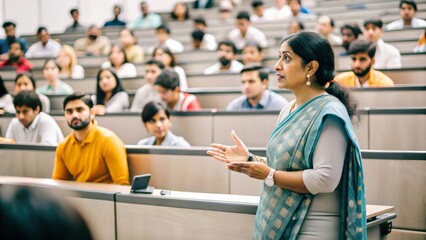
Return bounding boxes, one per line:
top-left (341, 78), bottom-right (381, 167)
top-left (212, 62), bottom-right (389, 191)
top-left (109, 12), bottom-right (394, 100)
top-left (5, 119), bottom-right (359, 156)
top-left (106, 92), bottom-right (129, 112)
top-left (302, 116), bottom-right (348, 195)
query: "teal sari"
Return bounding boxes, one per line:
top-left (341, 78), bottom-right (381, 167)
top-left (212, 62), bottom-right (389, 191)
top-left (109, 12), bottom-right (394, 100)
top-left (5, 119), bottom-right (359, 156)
top-left (253, 95), bottom-right (366, 240)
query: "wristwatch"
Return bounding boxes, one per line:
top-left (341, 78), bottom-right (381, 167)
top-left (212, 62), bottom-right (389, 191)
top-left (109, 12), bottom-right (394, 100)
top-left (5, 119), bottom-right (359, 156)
top-left (264, 168), bottom-right (276, 187)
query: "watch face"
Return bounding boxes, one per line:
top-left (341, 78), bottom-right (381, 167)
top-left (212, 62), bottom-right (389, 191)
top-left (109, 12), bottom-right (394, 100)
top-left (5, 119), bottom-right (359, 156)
top-left (265, 177), bottom-right (274, 187)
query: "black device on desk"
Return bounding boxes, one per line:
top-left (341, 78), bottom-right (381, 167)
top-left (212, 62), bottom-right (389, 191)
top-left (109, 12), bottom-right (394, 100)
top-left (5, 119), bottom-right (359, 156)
top-left (130, 174), bottom-right (154, 194)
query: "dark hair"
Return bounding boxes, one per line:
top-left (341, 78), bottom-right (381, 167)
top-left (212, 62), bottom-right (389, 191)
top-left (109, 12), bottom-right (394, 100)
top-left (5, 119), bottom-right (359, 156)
top-left (400, 0), bottom-right (417, 11)
top-left (282, 32), bottom-right (358, 120)
top-left (171, 2), bottom-right (190, 20)
top-left (42, 59), bottom-right (61, 71)
top-left (109, 45), bottom-right (128, 68)
top-left (340, 23), bottom-right (362, 38)
top-left (15, 73), bottom-right (36, 89)
top-left (36, 26), bottom-right (47, 35)
top-left (191, 30), bottom-right (205, 41)
top-left (193, 17), bottom-right (207, 26)
top-left (142, 101), bottom-right (170, 123)
top-left (329, 17), bottom-right (335, 28)
top-left (251, 0), bottom-right (264, 8)
top-left (70, 8), bottom-right (79, 15)
top-left (236, 11), bottom-right (251, 21)
top-left (348, 39), bottom-right (376, 58)
top-left (363, 19), bottom-right (383, 29)
top-left (291, 20), bottom-right (305, 30)
top-left (145, 59), bottom-right (165, 69)
top-left (240, 65), bottom-right (269, 82)
top-left (95, 69), bottom-right (126, 105)
top-left (63, 93), bottom-right (94, 110)
top-left (13, 90), bottom-right (42, 111)
top-left (8, 39), bottom-right (24, 50)
top-left (218, 40), bottom-right (238, 54)
top-left (2, 21), bottom-right (16, 29)
top-left (243, 41), bottom-right (263, 52)
top-left (154, 69), bottom-right (180, 90)
top-left (152, 47), bottom-right (176, 67)
top-left (0, 76), bottom-right (9, 98)
top-left (156, 24), bottom-right (171, 34)
top-left (0, 185), bottom-right (93, 240)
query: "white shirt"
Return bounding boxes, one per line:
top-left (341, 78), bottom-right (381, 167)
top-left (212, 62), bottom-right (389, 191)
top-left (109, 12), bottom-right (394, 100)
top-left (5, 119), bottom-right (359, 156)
top-left (25, 39), bottom-right (62, 58)
top-left (5, 112), bottom-right (64, 145)
top-left (149, 38), bottom-right (184, 54)
top-left (203, 60), bottom-right (244, 75)
top-left (250, 14), bottom-right (274, 23)
top-left (131, 84), bottom-right (161, 110)
top-left (264, 6), bottom-right (292, 21)
top-left (373, 39), bottom-right (402, 69)
top-left (200, 33), bottom-right (218, 51)
top-left (228, 26), bottom-right (268, 50)
top-left (386, 18), bottom-right (426, 31)
top-left (60, 64), bottom-right (85, 80)
top-left (101, 61), bottom-right (137, 78)
top-left (173, 66), bottom-right (188, 91)
top-left (0, 94), bottom-right (14, 113)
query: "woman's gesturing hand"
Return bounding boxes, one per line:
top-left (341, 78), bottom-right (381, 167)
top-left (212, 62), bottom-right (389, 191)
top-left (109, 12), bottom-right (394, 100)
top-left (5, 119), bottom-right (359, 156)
top-left (207, 130), bottom-right (249, 163)
top-left (226, 162), bottom-right (270, 180)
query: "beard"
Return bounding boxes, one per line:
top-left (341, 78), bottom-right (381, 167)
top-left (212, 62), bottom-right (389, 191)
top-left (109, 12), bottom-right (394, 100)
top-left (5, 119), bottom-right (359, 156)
top-left (8, 54), bottom-right (20, 63)
top-left (352, 65), bottom-right (371, 77)
top-left (68, 118), bottom-right (91, 130)
top-left (219, 57), bottom-right (231, 67)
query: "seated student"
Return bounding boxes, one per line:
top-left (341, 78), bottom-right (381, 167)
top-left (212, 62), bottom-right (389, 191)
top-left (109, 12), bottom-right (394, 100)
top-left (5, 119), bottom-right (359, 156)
top-left (340, 23), bottom-right (362, 56)
top-left (0, 185), bottom-right (93, 240)
top-left (242, 41), bottom-right (264, 66)
top-left (119, 28), bottom-right (144, 64)
top-left (148, 25), bottom-right (184, 53)
top-left (101, 45), bottom-right (137, 78)
top-left (25, 27), bottom-right (61, 58)
top-left (250, 0), bottom-right (273, 23)
top-left (152, 47), bottom-right (188, 90)
top-left (5, 91), bottom-right (63, 145)
top-left (129, 1), bottom-right (162, 30)
top-left (131, 59), bottom-right (164, 110)
top-left (64, 8), bottom-right (87, 33)
top-left (56, 45), bottom-right (85, 80)
top-left (334, 39), bottom-right (395, 87)
top-left (74, 25), bottom-right (111, 57)
top-left (14, 73), bottom-right (50, 113)
top-left (288, 20), bottom-right (304, 34)
top-left (92, 69), bottom-right (129, 115)
top-left (0, 40), bottom-right (33, 73)
top-left (227, 65), bottom-right (288, 110)
top-left (36, 59), bottom-right (74, 95)
top-left (103, 5), bottom-right (126, 27)
top-left (0, 21), bottom-right (28, 57)
top-left (203, 41), bottom-right (244, 75)
top-left (316, 16), bottom-right (342, 46)
top-left (52, 94), bottom-right (129, 184)
top-left (364, 19), bottom-right (401, 69)
top-left (0, 75), bottom-right (14, 114)
top-left (170, 2), bottom-right (190, 22)
top-left (154, 70), bottom-right (202, 111)
top-left (228, 11), bottom-right (268, 51)
top-left (137, 101), bottom-right (191, 147)
top-left (386, 0), bottom-right (426, 30)
top-left (192, 17), bottom-right (217, 51)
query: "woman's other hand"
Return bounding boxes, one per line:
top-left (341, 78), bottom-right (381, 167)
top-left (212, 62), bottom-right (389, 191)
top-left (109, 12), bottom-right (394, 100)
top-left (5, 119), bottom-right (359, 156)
top-left (207, 130), bottom-right (249, 163)
top-left (227, 162), bottom-right (270, 180)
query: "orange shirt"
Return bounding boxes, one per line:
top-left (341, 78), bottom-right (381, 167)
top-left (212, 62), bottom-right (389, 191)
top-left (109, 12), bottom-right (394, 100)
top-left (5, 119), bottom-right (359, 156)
top-left (334, 69), bottom-right (394, 88)
top-left (52, 122), bottom-right (129, 184)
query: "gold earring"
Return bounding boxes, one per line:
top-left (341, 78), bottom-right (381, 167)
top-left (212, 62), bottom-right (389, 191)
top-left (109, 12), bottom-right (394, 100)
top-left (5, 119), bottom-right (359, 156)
top-left (306, 75), bottom-right (311, 86)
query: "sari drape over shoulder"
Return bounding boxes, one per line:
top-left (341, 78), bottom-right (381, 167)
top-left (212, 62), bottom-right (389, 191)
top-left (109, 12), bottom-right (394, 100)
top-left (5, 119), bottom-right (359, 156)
top-left (253, 94), bottom-right (366, 240)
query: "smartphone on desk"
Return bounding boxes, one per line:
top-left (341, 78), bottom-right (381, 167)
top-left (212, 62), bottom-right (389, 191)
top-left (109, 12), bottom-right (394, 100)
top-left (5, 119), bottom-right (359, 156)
top-left (130, 174), bottom-right (154, 194)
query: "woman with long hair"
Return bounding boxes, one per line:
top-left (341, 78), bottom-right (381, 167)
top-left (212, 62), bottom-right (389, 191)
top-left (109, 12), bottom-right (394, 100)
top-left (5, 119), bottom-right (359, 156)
top-left (152, 46), bottom-right (188, 90)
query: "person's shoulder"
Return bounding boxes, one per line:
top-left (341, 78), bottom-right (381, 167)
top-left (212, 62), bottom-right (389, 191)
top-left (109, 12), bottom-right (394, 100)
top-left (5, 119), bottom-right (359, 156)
top-left (372, 69), bottom-right (394, 85)
top-left (382, 41), bottom-right (400, 54)
top-left (169, 132), bottom-right (191, 147)
top-left (334, 71), bottom-right (354, 81)
top-left (385, 19), bottom-right (402, 30)
top-left (38, 112), bottom-right (57, 123)
top-left (95, 125), bottom-right (122, 141)
top-left (203, 63), bottom-right (219, 74)
top-left (226, 95), bottom-right (245, 110)
top-left (137, 136), bottom-right (154, 145)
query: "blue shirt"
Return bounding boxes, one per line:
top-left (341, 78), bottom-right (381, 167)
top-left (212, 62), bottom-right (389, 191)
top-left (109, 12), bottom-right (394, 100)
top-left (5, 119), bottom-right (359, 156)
top-left (226, 90), bottom-right (288, 111)
top-left (129, 13), bottom-right (162, 29)
top-left (104, 19), bottom-right (126, 27)
top-left (0, 37), bottom-right (28, 54)
top-left (137, 131), bottom-right (191, 147)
